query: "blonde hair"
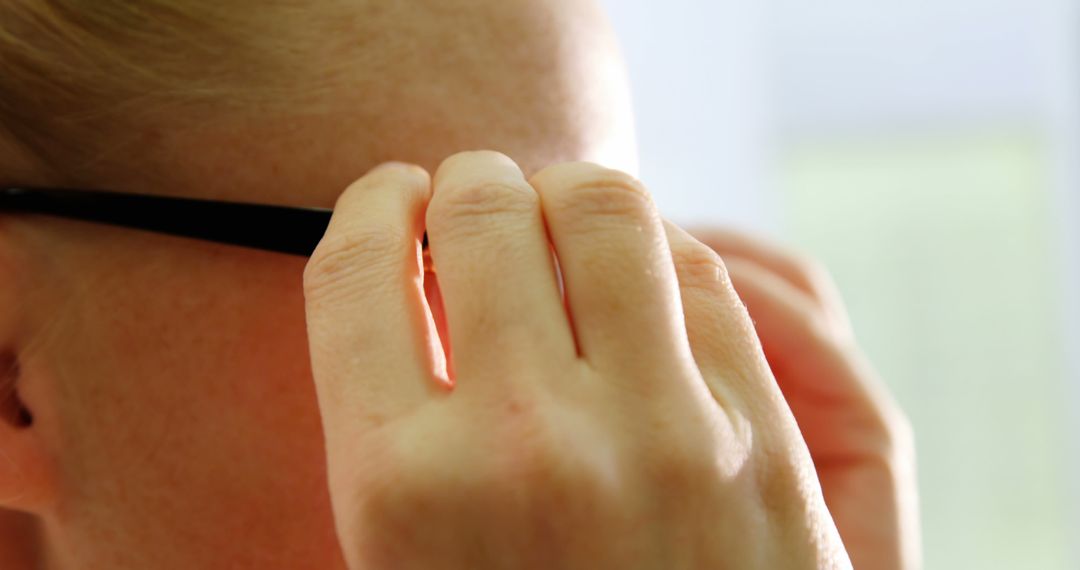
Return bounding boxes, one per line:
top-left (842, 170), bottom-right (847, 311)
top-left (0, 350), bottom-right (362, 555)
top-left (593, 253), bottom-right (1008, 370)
top-left (0, 1), bottom-right (343, 171)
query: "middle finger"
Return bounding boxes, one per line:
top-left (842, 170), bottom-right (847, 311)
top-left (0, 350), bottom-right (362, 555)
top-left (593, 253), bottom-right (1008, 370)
top-left (426, 151), bottom-right (576, 385)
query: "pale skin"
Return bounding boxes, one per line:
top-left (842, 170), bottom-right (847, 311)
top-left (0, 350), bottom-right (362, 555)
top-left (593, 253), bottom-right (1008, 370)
top-left (687, 228), bottom-right (921, 570)
top-left (0, 0), bottom-right (918, 568)
top-left (307, 153), bottom-right (856, 569)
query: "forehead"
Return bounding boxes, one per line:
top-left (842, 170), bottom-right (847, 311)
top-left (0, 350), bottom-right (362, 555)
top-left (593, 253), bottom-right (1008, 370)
top-left (4, 0), bottom-right (636, 210)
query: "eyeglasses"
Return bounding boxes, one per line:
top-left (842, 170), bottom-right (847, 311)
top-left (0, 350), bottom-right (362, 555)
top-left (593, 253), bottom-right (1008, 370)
top-left (0, 186), bottom-right (429, 257)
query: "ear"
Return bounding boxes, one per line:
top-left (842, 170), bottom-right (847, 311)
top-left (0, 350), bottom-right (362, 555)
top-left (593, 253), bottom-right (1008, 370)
top-left (0, 246), bottom-right (57, 514)
top-left (0, 351), bottom-right (56, 512)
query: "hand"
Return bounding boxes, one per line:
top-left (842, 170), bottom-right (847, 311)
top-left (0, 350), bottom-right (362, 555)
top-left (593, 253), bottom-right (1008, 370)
top-left (687, 227), bottom-right (921, 570)
top-left (302, 151), bottom-right (851, 570)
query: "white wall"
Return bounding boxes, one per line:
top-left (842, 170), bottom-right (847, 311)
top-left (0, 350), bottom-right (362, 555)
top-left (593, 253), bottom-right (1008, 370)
top-left (768, 0), bottom-right (1054, 134)
top-left (599, 0), bottom-right (774, 231)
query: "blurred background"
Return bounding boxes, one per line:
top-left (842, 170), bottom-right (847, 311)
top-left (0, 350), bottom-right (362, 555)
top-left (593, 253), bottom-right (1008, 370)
top-left (600, 0), bottom-right (1078, 568)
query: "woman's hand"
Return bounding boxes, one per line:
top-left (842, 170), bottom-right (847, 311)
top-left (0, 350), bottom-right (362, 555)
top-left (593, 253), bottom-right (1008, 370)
top-left (302, 151), bottom-right (851, 570)
top-left (687, 228), bottom-right (922, 570)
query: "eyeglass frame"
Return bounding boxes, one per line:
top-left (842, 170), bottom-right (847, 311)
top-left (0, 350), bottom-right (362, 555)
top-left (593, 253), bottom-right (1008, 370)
top-left (0, 186), bottom-right (429, 257)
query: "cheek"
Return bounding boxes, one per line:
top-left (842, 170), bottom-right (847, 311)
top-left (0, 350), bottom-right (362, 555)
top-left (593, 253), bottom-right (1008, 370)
top-left (49, 247), bottom-right (334, 540)
top-left (85, 249), bottom-right (320, 448)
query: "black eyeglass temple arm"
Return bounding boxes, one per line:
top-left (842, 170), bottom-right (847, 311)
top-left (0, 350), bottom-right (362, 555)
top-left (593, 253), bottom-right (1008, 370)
top-left (0, 187), bottom-right (429, 257)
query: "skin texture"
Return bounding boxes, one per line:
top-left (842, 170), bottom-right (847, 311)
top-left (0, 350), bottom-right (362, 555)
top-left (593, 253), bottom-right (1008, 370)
top-left (687, 228), bottom-right (921, 570)
top-left (303, 151), bottom-right (852, 569)
top-left (0, 0), bottom-right (918, 568)
top-left (0, 2), bottom-right (635, 568)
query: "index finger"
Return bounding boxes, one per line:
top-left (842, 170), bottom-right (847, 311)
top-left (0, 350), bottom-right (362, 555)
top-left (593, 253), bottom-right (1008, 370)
top-left (303, 162), bottom-right (444, 433)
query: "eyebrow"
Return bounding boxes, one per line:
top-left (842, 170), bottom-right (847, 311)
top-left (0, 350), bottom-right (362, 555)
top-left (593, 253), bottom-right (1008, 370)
top-left (0, 186), bottom-right (428, 257)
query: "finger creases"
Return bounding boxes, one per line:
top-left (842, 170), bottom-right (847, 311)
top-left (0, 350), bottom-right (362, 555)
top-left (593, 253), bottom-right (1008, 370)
top-left (425, 151), bottom-right (576, 388)
top-left (721, 256), bottom-right (883, 405)
top-left (721, 256), bottom-right (907, 456)
top-left (304, 162), bottom-right (445, 430)
top-left (685, 226), bottom-right (854, 337)
top-left (528, 163), bottom-right (693, 380)
top-left (661, 219), bottom-right (778, 406)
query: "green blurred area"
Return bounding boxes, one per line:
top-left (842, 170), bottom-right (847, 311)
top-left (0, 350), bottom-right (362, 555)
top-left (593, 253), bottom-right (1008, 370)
top-left (779, 132), bottom-right (1073, 569)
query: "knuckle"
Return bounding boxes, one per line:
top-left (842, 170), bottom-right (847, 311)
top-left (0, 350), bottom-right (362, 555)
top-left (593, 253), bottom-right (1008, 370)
top-left (443, 149), bottom-right (514, 169)
top-left (303, 227), bottom-right (408, 296)
top-left (753, 447), bottom-right (808, 519)
top-left (508, 439), bottom-right (569, 487)
top-left (552, 168), bottom-right (655, 220)
top-left (671, 243), bottom-right (733, 292)
top-left (428, 181), bottom-right (539, 231)
top-left (356, 468), bottom-right (454, 532)
top-left (436, 180), bottom-right (538, 216)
